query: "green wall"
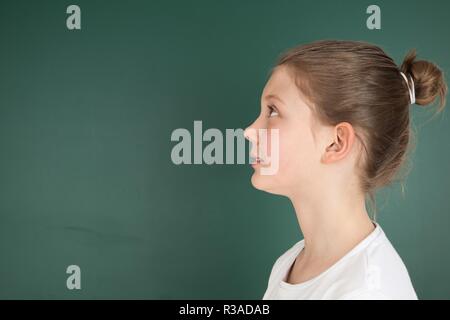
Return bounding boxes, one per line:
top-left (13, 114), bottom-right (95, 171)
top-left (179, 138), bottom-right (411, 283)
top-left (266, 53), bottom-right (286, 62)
top-left (0, 0), bottom-right (449, 299)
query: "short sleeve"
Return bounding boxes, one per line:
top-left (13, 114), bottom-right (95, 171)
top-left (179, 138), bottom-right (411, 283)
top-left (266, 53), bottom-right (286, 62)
top-left (338, 288), bottom-right (391, 300)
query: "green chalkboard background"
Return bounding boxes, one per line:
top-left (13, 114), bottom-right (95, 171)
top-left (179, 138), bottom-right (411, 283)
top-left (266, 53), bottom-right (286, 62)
top-left (0, 0), bottom-right (449, 299)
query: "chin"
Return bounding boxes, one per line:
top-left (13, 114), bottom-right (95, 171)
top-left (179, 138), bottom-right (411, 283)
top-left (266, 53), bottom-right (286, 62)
top-left (250, 171), bottom-right (284, 195)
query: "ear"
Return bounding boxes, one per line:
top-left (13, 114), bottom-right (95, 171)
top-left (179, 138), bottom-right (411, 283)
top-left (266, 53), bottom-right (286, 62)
top-left (322, 122), bottom-right (355, 164)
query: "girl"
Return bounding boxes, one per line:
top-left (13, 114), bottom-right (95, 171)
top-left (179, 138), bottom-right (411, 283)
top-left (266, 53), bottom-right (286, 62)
top-left (244, 40), bottom-right (447, 300)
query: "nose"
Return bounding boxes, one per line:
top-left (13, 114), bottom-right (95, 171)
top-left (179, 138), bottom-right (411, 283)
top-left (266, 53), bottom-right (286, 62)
top-left (244, 125), bottom-right (257, 143)
top-left (244, 119), bottom-right (262, 158)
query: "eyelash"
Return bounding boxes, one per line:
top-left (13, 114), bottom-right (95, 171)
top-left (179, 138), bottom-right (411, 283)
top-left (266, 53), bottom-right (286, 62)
top-left (268, 105), bottom-right (279, 117)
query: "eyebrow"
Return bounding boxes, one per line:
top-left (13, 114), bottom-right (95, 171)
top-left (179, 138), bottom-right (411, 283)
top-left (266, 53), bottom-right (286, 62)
top-left (264, 94), bottom-right (285, 106)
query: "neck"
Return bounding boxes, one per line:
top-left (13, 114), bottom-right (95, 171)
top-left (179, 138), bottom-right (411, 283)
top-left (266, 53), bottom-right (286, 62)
top-left (289, 188), bottom-right (375, 262)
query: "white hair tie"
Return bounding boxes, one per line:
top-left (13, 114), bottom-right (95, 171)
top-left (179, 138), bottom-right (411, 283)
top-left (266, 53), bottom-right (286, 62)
top-left (400, 71), bottom-right (416, 105)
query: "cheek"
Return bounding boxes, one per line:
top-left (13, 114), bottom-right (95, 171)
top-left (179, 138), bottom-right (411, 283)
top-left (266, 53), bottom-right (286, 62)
top-left (277, 124), bottom-right (317, 176)
top-left (250, 123), bottom-right (318, 194)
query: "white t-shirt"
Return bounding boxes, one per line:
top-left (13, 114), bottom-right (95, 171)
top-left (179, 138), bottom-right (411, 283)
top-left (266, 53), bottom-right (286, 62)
top-left (262, 221), bottom-right (418, 300)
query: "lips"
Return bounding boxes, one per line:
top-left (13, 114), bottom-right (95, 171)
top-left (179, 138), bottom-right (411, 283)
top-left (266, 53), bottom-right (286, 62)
top-left (250, 155), bottom-right (265, 164)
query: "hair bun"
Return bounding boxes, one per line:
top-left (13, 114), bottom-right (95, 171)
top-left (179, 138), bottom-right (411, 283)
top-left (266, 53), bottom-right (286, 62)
top-left (400, 49), bottom-right (447, 113)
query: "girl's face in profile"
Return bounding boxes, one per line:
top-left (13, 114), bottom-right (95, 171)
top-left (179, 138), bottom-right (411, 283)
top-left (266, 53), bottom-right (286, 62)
top-left (244, 65), bottom-right (327, 197)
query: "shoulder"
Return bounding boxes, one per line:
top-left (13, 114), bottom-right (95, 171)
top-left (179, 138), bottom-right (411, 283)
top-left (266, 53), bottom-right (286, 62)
top-left (266, 239), bottom-right (304, 283)
top-left (267, 239), bottom-right (303, 269)
top-left (338, 288), bottom-right (391, 300)
top-left (272, 239), bottom-right (304, 268)
top-left (335, 226), bottom-right (418, 299)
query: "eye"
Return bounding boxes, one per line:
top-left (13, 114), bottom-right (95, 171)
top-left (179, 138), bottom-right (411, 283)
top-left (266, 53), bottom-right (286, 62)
top-left (268, 105), bottom-right (279, 117)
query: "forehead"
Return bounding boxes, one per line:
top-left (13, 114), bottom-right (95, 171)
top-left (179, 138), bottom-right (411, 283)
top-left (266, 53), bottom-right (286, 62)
top-left (262, 66), bottom-right (296, 97)
top-left (262, 65), bottom-right (311, 110)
